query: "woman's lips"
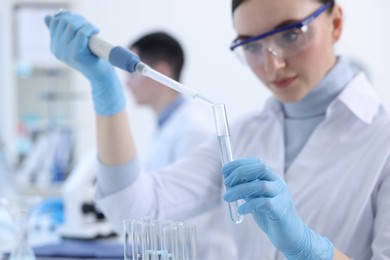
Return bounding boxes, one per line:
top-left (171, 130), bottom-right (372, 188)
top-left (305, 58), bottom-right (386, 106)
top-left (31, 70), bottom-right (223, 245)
top-left (272, 75), bottom-right (298, 88)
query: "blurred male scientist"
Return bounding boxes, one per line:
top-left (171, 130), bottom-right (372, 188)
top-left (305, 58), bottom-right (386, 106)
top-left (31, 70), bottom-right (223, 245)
top-left (122, 31), bottom-right (236, 259)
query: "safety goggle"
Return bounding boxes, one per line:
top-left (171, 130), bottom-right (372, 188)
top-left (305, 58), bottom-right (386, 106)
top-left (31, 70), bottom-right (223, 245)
top-left (230, 3), bottom-right (332, 67)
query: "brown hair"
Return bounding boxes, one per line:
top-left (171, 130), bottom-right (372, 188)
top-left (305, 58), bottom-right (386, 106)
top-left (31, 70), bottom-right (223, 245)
top-left (129, 32), bottom-right (184, 81)
top-left (232, 0), bottom-right (335, 14)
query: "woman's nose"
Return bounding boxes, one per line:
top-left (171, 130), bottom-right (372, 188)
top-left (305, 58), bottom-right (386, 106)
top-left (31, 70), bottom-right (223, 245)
top-left (263, 47), bottom-right (286, 73)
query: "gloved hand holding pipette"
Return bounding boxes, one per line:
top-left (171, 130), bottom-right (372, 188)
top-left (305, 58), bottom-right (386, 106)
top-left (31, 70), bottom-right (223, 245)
top-left (45, 11), bottom-right (213, 107)
top-left (44, 12), bottom-right (126, 116)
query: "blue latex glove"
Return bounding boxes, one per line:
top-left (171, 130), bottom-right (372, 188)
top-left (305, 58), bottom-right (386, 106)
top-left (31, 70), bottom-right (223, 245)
top-left (44, 12), bottom-right (125, 115)
top-left (221, 157), bottom-right (334, 260)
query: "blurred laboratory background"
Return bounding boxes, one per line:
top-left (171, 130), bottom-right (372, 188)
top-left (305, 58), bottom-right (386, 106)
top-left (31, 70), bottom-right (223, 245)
top-left (0, 0), bottom-right (389, 258)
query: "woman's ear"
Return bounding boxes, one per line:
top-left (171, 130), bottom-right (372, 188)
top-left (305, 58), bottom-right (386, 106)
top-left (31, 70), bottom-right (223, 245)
top-left (331, 4), bottom-right (343, 43)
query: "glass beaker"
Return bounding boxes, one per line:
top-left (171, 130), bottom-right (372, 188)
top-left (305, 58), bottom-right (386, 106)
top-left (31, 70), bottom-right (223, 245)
top-left (3, 196), bottom-right (41, 260)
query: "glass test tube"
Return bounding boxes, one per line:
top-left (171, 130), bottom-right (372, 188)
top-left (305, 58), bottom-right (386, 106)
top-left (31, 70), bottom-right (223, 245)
top-left (123, 219), bottom-right (143, 260)
top-left (142, 220), bottom-right (158, 260)
top-left (124, 218), bottom-right (159, 260)
top-left (212, 103), bottom-right (244, 224)
top-left (162, 222), bottom-right (196, 260)
top-left (181, 225), bottom-right (197, 260)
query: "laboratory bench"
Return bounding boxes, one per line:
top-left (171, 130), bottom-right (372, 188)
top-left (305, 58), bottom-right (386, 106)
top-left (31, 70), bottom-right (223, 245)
top-left (1, 233), bottom-right (123, 260)
top-left (2, 241), bottom-right (123, 260)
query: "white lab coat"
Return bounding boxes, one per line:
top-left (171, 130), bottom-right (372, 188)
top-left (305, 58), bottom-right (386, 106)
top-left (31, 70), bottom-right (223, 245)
top-left (97, 73), bottom-right (390, 259)
top-left (141, 101), bottom-right (237, 260)
top-left (143, 101), bottom-right (210, 172)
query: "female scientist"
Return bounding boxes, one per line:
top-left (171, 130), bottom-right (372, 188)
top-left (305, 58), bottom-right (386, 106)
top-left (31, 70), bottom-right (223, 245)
top-left (45, 0), bottom-right (390, 259)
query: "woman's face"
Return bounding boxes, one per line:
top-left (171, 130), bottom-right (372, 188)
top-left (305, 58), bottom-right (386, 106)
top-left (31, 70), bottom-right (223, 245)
top-left (233, 0), bottom-right (343, 103)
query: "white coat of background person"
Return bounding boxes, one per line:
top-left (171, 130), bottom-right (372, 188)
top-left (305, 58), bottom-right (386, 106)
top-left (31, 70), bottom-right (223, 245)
top-left (124, 32), bottom-right (237, 259)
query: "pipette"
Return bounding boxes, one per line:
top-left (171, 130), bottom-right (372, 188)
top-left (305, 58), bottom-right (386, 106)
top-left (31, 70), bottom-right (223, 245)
top-left (88, 36), bottom-right (214, 105)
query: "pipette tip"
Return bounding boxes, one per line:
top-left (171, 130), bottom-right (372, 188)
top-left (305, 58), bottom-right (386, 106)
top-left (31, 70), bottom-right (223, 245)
top-left (195, 94), bottom-right (215, 105)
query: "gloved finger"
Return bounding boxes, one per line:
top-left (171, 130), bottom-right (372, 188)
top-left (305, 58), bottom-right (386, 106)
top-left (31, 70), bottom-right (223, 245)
top-left (53, 19), bottom-right (89, 61)
top-left (238, 189), bottom-right (292, 219)
top-left (44, 10), bottom-right (69, 28)
top-left (48, 14), bottom-right (73, 56)
top-left (44, 15), bottom-right (52, 28)
top-left (63, 16), bottom-right (90, 43)
top-left (221, 157), bottom-right (261, 178)
top-left (225, 163), bottom-right (275, 187)
top-left (65, 21), bottom-right (96, 55)
top-left (238, 197), bottom-right (275, 215)
top-left (51, 12), bottom-right (84, 42)
top-left (224, 179), bottom-right (281, 202)
top-left (224, 162), bottom-right (278, 187)
top-left (74, 22), bottom-right (99, 50)
top-left (46, 14), bottom-right (61, 41)
top-left (50, 12), bottom-right (72, 41)
top-left (70, 23), bottom-right (100, 72)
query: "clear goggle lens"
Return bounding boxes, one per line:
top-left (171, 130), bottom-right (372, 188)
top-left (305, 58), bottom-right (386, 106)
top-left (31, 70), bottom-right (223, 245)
top-left (233, 24), bottom-right (314, 67)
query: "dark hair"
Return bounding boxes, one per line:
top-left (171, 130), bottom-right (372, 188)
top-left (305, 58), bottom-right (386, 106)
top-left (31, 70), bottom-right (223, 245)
top-left (129, 32), bottom-right (184, 81)
top-left (232, 0), bottom-right (335, 14)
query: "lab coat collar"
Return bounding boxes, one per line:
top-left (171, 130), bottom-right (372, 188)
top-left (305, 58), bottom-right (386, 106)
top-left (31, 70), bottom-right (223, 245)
top-left (260, 72), bottom-right (382, 125)
top-left (261, 97), bottom-right (283, 117)
top-left (282, 57), bottom-right (353, 119)
top-left (157, 95), bottom-right (186, 128)
top-left (331, 72), bottom-right (382, 125)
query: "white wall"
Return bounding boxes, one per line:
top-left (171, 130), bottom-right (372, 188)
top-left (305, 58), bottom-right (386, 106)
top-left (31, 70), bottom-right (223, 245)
top-left (0, 6), bottom-right (4, 139)
top-left (0, 1), bottom-right (17, 158)
top-left (337, 0), bottom-right (390, 103)
top-left (2, 0), bottom-right (389, 160)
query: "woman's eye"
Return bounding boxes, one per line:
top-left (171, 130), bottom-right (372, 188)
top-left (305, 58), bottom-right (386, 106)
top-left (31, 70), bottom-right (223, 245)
top-left (244, 42), bottom-right (263, 54)
top-left (281, 31), bottom-right (300, 44)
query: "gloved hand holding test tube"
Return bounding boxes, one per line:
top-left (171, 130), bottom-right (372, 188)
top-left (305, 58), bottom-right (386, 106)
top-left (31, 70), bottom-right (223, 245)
top-left (48, 10), bottom-right (243, 224)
